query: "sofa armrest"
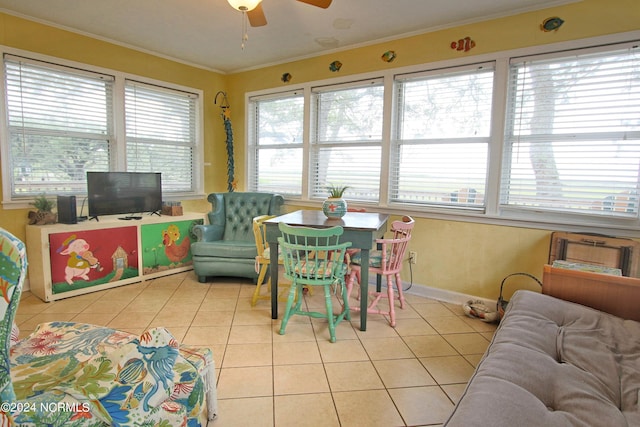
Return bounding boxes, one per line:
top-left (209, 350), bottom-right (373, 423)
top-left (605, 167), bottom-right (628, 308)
top-left (193, 224), bottom-right (224, 242)
top-left (194, 193), bottom-right (226, 242)
top-left (205, 193), bottom-right (225, 227)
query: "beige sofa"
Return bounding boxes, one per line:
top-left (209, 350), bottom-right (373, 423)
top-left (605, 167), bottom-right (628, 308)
top-left (445, 266), bottom-right (640, 427)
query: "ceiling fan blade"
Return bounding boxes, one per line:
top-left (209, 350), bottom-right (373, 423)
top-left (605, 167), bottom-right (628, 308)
top-left (297, 0), bottom-right (332, 9)
top-left (248, 3), bottom-right (267, 27)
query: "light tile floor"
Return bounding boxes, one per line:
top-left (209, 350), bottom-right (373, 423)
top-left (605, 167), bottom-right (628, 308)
top-left (15, 272), bottom-right (497, 427)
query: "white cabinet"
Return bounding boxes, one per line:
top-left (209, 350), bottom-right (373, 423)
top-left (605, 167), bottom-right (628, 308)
top-left (26, 213), bottom-right (206, 302)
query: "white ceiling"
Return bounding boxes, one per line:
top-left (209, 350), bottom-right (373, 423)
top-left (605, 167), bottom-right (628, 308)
top-left (0, 0), bottom-right (578, 73)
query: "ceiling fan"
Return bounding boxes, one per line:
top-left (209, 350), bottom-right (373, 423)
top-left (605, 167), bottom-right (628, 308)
top-left (227, 0), bottom-right (332, 27)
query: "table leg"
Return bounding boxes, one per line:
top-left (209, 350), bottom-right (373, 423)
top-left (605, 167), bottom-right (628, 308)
top-left (376, 241), bottom-right (383, 292)
top-left (270, 241), bottom-right (279, 320)
top-left (359, 248), bottom-right (370, 331)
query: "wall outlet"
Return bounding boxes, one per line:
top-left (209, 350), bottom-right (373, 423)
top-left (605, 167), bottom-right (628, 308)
top-left (409, 251), bottom-right (417, 264)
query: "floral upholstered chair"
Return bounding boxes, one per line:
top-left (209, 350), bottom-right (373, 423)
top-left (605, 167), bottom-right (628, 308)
top-left (0, 227), bottom-right (218, 426)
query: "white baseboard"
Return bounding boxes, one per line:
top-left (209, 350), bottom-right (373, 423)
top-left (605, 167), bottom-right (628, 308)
top-left (403, 282), bottom-right (496, 309)
top-left (365, 277), bottom-right (495, 309)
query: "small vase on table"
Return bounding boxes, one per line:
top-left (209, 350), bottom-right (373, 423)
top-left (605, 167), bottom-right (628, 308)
top-left (322, 185), bottom-right (349, 219)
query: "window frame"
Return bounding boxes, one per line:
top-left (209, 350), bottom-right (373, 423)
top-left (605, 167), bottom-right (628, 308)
top-left (0, 46), bottom-right (205, 209)
top-left (309, 78), bottom-right (386, 203)
top-left (247, 89), bottom-right (306, 197)
top-left (390, 62), bottom-right (496, 211)
top-left (245, 31), bottom-right (640, 236)
top-left (500, 44), bottom-right (640, 218)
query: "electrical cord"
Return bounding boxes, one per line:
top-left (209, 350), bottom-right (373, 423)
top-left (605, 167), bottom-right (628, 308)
top-left (403, 255), bottom-right (413, 292)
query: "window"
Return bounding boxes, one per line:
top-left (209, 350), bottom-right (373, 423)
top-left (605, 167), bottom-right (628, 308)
top-left (125, 80), bottom-right (198, 193)
top-left (5, 55), bottom-right (113, 197)
top-left (248, 91), bottom-right (304, 196)
top-left (502, 44), bottom-right (640, 217)
top-left (392, 64), bottom-right (495, 209)
top-left (245, 35), bottom-right (640, 231)
top-left (2, 53), bottom-right (202, 203)
top-left (310, 80), bottom-right (384, 201)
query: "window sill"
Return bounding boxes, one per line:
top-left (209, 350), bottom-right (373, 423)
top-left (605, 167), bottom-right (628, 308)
top-left (282, 199), bottom-right (640, 239)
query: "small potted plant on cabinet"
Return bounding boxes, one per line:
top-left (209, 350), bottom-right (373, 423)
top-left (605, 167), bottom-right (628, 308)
top-left (322, 184), bottom-right (349, 219)
top-left (28, 193), bottom-right (57, 225)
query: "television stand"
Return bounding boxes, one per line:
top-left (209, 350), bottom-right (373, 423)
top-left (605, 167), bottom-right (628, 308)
top-left (25, 212), bottom-right (207, 302)
top-left (119, 215), bottom-right (142, 220)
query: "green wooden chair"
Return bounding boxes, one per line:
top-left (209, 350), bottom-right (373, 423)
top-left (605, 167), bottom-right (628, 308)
top-left (277, 222), bottom-right (352, 343)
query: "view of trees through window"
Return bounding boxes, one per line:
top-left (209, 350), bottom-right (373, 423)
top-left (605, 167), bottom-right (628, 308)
top-left (248, 40), bottom-right (640, 226)
top-left (311, 82), bottom-right (383, 201)
top-left (248, 93), bottom-right (304, 195)
top-left (3, 54), bottom-right (200, 200)
top-left (504, 46), bottom-right (640, 216)
top-left (5, 57), bottom-right (112, 196)
top-left (392, 66), bottom-right (494, 206)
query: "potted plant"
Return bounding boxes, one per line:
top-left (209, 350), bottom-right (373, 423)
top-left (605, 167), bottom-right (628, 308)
top-left (322, 184), bottom-right (349, 219)
top-left (28, 193), bottom-right (57, 225)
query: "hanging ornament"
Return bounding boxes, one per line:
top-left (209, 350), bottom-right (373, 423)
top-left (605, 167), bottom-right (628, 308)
top-left (329, 60), bottom-right (342, 72)
top-left (541, 17), bottom-right (564, 32)
top-left (281, 72), bottom-right (292, 83)
top-left (215, 91), bottom-right (236, 192)
top-left (381, 50), bottom-right (397, 63)
top-left (451, 37), bottom-right (476, 52)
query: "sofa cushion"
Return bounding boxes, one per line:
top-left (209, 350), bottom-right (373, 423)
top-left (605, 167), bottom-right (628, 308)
top-left (445, 290), bottom-right (640, 427)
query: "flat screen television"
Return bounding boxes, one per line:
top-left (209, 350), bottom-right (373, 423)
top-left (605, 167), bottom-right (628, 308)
top-left (87, 172), bottom-right (162, 220)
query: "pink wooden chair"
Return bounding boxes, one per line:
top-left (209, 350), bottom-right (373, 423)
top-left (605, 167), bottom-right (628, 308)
top-left (345, 216), bottom-right (415, 327)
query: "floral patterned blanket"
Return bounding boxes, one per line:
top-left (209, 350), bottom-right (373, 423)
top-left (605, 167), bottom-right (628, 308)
top-left (8, 322), bottom-right (216, 427)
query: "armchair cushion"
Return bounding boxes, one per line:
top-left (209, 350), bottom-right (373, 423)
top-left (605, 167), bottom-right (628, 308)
top-left (10, 322), bottom-right (216, 426)
top-left (192, 192), bottom-right (284, 281)
top-left (10, 323), bottom-right (19, 347)
top-left (1, 227), bottom-right (216, 426)
top-left (0, 227), bottom-right (27, 407)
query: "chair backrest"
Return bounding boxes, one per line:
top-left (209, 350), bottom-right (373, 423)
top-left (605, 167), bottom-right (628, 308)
top-left (0, 228), bottom-right (28, 404)
top-left (377, 216), bottom-right (415, 274)
top-left (278, 223), bottom-right (351, 285)
top-left (253, 215), bottom-right (276, 257)
top-left (390, 215), bottom-right (415, 240)
top-left (207, 192), bottom-right (284, 242)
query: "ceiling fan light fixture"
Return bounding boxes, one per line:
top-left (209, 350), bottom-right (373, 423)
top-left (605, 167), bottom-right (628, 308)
top-left (227, 0), bottom-right (262, 12)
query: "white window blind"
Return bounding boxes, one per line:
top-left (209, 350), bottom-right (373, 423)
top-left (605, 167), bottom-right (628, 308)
top-left (392, 64), bottom-right (494, 208)
top-left (248, 92), bottom-right (304, 195)
top-left (310, 80), bottom-right (384, 201)
top-left (502, 43), bottom-right (640, 217)
top-left (5, 55), bottom-right (113, 197)
top-left (125, 80), bottom-right (197, 193)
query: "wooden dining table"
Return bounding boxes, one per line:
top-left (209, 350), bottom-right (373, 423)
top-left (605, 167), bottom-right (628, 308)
top-left (264, 210), bottom-right (389, 331)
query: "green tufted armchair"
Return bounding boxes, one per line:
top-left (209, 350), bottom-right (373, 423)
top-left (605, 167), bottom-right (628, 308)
top-left (191, 192), bottom-right (284, 283)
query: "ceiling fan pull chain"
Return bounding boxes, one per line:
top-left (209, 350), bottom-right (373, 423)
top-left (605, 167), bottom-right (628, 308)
top-left (241, 11), bottom-right (249, 50)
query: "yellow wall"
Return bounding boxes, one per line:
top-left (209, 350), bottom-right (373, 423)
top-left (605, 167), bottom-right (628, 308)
top-left (1, 0), bottom-right (639, 300)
